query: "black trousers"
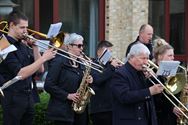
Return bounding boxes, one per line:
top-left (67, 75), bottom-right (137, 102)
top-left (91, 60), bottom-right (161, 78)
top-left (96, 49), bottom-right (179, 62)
top-left (53, 109), bottom-right (89, 125)
top-left (90, 111), bottom-right (112, 125)
top-left (2, 91), bottom-right (34, 125)
top-left (54, 121), bottom-right (72, 125)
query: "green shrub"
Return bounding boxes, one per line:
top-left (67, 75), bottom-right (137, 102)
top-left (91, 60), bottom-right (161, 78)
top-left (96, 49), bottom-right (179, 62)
top-left (34, 92), bottom-right (54, 125)
top-left (0, 105), bottom-right (2, 125)
top-left (0, 92), bottom-right (53, 125)
top-left (0, 92), bottom-right (92, 125)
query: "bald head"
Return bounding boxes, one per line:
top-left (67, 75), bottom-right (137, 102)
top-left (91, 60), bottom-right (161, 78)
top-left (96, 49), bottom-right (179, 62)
top-left (139, 24), bottom-right (153, 44)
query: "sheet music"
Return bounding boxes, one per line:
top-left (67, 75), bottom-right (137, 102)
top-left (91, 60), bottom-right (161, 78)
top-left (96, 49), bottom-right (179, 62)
top-left (99, 48), bottom-right (112, 65)
top-left (0, 45), bottom-right (17, 59)
top-left (157, 61), bottom-right (180, 76)
top-left (47, 22), bottom-right (62, 38)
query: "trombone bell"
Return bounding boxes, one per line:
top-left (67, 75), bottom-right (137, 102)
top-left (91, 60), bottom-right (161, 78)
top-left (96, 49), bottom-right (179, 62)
top-left (27, 29), bottom-right (65, 48)
top-left (166, 73), bottom-right (186, 95)
top-left (51, 31), bottom-right (65, 48)
top-left (147, 60), bottom-right (186, 95)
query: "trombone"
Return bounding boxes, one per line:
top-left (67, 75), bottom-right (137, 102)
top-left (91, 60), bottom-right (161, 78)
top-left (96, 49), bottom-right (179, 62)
top-left (0, 21), bottom-right (103, 72)
top-left (143, 60), bottom-right (188, 120)
top-left (23, 34), bottom-right (103, 73)
top-left (0, 21), bottom-right (63, 48)
top-left (0, 76), bottom-right (22, 96)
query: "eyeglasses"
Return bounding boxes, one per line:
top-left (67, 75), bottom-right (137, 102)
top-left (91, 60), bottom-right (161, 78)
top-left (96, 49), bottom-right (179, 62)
top-left (71, 44), bottom-right (84, 48)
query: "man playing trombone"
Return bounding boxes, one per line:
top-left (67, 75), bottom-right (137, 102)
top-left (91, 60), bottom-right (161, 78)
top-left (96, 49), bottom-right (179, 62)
top-left (110, 43), bottom-right (163, 125)
top-left (0, 10), bottom-right (56, 125)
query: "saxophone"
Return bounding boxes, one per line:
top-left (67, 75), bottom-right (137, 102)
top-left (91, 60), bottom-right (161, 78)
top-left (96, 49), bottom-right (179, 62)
top-left (72, 55), bottom-right (95, 114)
top-left (177, 66), bottom-right (188, 125)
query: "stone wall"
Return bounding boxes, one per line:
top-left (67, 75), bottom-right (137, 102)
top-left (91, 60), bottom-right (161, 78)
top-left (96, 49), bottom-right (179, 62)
top-left (105, 0), bottom-right (149, 61)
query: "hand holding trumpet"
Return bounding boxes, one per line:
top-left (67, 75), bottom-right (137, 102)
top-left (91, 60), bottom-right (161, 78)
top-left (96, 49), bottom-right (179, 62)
top-left (110, 58), bottom-right (124, 68)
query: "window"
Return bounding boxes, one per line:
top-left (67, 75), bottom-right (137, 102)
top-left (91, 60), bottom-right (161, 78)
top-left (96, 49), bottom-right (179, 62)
top-left (169, 0), bottom-right (185, 54)
top-left (12, 0), bottom-right (34, 28)
top-left (149, 0), bottom-right (187, 62)
top-left (58, 0), bottom-right (99, 57)
top-left (149, 0), bottom-right (165, 39)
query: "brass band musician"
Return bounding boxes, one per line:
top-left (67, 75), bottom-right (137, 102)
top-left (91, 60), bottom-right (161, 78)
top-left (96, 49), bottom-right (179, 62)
top-left (44, 33), bottom-right (93, 125)
top-left (110, 43), bottom-right (163, 125)
top-left (0, 10), bottom-right (56, 125)
top-left (90, 40), bottom-right (121, 125)
top-left (152, 38), bottom-right (188, 125)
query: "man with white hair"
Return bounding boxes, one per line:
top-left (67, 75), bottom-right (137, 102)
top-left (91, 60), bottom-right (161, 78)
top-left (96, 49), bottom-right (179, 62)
top-left (110, 43), bottom-right (163, 125)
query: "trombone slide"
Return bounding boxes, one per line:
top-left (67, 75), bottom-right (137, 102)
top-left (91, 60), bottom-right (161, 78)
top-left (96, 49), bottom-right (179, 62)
top-left (23, 34), bottom-right (103, 73)
top-left (0, 76), bottom-right (22, 96)
top-left (143, 65), bottom-right (188, 120)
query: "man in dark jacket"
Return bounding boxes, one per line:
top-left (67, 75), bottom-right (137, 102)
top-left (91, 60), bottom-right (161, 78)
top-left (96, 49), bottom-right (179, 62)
top-left (90, 40), bottom-right (121, 125)
top-left (110, 43), bottom-right (163, 125)
top-left (125, 24), bottom-right (153, 59)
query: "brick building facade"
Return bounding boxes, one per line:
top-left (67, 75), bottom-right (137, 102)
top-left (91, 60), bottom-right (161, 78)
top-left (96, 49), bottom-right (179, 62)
top-left (105, 0), bottom-right (149, 61)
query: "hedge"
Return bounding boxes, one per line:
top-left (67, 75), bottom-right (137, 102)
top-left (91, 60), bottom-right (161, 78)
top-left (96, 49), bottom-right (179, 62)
top-left (0, 92), bottom-right (93, 125)
top-left (0, 92), bottom-right (53, 125)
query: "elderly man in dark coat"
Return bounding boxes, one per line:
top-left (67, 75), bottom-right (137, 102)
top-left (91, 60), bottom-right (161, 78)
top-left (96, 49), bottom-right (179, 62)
top-left (110, 43), bottom-right (164, 125)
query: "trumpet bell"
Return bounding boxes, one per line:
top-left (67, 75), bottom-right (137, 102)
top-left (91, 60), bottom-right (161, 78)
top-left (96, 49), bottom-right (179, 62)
top-left (166, 73), bottom-right (186, 95)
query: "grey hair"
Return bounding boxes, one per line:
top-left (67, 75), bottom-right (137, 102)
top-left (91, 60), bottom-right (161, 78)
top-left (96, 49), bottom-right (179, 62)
top-left (64, 33), bottom-right (84, 45)
top-left (127, 43), bottom-right (150, 60)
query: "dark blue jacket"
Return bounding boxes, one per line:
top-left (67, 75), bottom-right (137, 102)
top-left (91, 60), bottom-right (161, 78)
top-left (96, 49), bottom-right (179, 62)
top-left (110, 62), bottom-right (157, 125)
top-left (89, 60), bottom-right (116, 114)
top-left (44, 54), bottom-right (85, 122)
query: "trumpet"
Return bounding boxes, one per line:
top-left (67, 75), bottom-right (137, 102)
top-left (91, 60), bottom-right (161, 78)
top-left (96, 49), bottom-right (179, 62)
top-left (99, 48), bottom-right (124, 66)
top-left (143, 60), bottom-right (188, 120)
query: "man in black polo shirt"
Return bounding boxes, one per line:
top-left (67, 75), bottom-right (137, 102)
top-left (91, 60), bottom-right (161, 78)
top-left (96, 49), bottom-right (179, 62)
top-left (0, 10), bottom-right (56, 125)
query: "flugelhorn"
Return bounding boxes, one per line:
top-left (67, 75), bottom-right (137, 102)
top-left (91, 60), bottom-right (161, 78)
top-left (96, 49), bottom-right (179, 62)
top-left (143, 60), bottom-right (188, 120)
